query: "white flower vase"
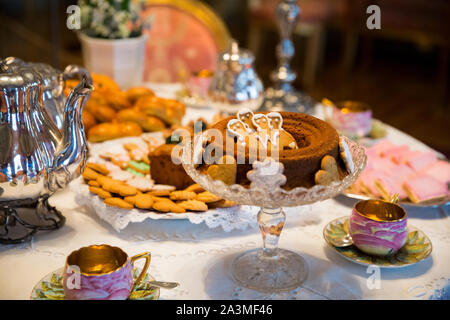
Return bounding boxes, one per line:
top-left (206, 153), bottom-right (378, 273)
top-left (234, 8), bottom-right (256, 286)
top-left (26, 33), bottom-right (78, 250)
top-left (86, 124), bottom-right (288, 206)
top-left (79, 33), bottom-right (148, 89)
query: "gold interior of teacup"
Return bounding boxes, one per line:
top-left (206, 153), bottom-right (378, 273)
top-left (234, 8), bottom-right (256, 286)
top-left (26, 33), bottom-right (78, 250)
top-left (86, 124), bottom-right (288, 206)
top-left (66, 245), bottom-right (128, 275)
top-left (336, 101), bottom-right (371, 113)
top-left (355, 200), bottom-right (406, 222)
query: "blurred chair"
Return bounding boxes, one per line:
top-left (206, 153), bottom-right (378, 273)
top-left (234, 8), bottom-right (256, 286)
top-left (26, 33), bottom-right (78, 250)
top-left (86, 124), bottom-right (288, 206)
top-left (140, 0), bottom-right (230, 83)
top-left (339, 0), bottom-right (450, 103)
top-left (247, 0), bottom-right (345, 89)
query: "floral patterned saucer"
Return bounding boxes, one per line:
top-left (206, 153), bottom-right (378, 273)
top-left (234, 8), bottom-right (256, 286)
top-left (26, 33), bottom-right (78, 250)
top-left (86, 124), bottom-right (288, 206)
top-left (31, 268), bottom-right (160, 300)
top-left (323, 216), bottom-right (432, 268)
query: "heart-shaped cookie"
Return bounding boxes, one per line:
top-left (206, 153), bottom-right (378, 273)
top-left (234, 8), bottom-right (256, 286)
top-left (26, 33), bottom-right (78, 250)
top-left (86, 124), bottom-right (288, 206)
top-left (315, 155), bottom-right (339, 186)
top-left (206, 155), bottom-right (237, 185)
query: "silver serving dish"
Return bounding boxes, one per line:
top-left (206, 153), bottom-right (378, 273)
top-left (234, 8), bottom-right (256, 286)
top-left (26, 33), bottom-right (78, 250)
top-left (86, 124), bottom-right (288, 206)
top-left (207, 39), bottom-right (264, 114)
top-left (0, 58), bottom-right (93, 201)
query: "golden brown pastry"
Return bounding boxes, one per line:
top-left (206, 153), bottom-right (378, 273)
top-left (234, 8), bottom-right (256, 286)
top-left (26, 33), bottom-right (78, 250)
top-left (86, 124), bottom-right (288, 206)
top-left (88, 121), bottom-right (142, 142)
top-left (116, 108), bottom-right (166, 132)
top-left (88, 103), bottom-right (117, 122)
top-left (91, 73), bottom-right (121, 92)
top-left (65, 73), bottom-right (121, 97)
top-left (135, 96), bottom-right (185, 126)
top-left (125, 86), bottom-right (155, 104)
top-left (105, 91), bottom-right (132, 110)
top-left (82, 109), bottom-right (97, 131)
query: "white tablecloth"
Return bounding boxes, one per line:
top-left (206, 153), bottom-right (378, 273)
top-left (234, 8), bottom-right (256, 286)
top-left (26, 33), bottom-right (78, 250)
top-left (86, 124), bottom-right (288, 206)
top-left (0, 85), bottom-right (449, 300)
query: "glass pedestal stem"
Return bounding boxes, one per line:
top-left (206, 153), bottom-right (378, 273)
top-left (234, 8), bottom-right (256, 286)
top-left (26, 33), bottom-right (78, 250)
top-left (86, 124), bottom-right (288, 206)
top-left (231, 206), bottom-right (309, 292)
top-left (258, 207), bottom-right (285, 258)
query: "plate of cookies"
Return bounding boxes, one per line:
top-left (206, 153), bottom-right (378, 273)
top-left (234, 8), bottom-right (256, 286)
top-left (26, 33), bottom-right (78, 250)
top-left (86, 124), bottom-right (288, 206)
top-left (71, 133), bottom-right (239, 231)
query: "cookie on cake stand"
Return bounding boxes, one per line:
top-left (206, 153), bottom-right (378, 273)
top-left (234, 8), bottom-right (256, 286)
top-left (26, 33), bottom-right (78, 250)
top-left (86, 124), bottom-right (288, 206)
top-left (181, 135), bottom-right (367, 292)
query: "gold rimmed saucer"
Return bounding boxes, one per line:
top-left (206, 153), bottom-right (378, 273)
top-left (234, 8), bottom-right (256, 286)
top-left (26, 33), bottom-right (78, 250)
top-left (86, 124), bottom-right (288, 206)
top-left (323, 216), bottom-right (432, 268)
top-left (30, 267), bottom-right (160, 300)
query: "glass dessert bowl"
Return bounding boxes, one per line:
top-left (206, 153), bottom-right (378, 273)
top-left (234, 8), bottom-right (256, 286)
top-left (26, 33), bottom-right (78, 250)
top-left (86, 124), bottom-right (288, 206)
top-left (181, 135), bottom-right (367, 292)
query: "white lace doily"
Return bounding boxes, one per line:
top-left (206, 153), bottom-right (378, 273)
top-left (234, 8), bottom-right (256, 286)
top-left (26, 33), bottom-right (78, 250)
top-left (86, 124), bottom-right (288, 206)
top-left (70, 177), bottom-right (260, 232)
top-left (70, 176), bottom-right (320, 233)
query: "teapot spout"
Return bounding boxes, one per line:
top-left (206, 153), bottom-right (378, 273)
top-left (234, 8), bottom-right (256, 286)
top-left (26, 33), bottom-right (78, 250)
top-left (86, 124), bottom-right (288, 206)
top-left (48, 72), bottom-right (93, 192)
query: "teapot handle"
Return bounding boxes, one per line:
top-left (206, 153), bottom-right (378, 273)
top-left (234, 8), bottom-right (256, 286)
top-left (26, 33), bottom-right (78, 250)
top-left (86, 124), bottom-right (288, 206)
top-left (60, 65), bottom-right (93, 95)
top-left (62, 65), bottom-right (91, 81)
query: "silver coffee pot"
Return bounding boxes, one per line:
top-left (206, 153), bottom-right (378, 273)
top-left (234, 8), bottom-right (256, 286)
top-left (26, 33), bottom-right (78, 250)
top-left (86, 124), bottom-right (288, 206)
top-left (0, 58), bottom-right (93, 201)
top-left (207, 39), bottom-right (264, 114)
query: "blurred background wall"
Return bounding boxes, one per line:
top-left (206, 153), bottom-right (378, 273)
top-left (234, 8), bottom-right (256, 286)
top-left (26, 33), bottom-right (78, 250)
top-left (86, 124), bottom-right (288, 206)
top-left (0, 0), bottom-right (449, 156)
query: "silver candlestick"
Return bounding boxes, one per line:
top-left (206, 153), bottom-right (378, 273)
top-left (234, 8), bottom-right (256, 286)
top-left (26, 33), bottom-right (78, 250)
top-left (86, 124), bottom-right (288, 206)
top-left (260, 0), bottom-right (314, 113)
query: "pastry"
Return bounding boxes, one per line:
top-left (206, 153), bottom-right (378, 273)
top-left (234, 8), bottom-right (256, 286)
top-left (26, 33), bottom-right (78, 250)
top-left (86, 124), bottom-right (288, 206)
top-left (184, 184), bottom-right (205, 193)
top-left (88, 121), bottom-right (142, 142)
top-left (105, 91), bottom-right (132, 110)
top-left (195, 191), bottom-right (222, 203)
top-left (89, 186), bottom-right (112, 199)
top-left (104, 197), bottom-right (134, 209)
top-left (82, 167), bottom-right (102, 181)
top-left (87, 103), bottom-right (117, 122)
top-left (315, 155), bottom-right (340, 186)
top-left (148, 144), bottom-right (195, 189)
top-left (420, 160), bottom-right (450, 184)
top-left (405, 152), bottom-right (438, 172)
top-left (124, 193), bottom-right (154, 209)
top-left (403, 175), bottom-right (448, 203)
top-left (86, 162), bottom-right (109, 175)
top-left (206, 155), bottom-right (236, 185)
top-left (152, 200), bottom-right (186, 213)
top-left (135, 95), bottom-right (185, 126)
top-left (82, 110), bottom-right (97, 131)
top-left (125, 86), bottom-right (155, 104)
top-left (177, 200), bottom-right (208, 212)
top-left (170, 191), bottom-right (197, 201)
top-left (351, 140), bottom-right (447, 202)
top-left (207, 111), bottom-right (345, 188)
top-left (207, 199), bottom-right (238, 208)
top-left (116, 108), bottom-right (165, 132)
top-left (374, 176), bottom-right (407, 201)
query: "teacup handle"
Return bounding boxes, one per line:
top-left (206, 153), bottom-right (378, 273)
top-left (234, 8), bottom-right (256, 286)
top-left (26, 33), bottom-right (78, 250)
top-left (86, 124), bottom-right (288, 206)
top-left (130, 252), bottom-right (151, 292)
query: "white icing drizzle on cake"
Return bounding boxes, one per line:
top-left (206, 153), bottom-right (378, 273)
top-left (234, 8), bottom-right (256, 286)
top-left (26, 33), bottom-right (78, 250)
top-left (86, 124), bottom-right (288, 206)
top-left (226, 110), bottom-right (298, 150)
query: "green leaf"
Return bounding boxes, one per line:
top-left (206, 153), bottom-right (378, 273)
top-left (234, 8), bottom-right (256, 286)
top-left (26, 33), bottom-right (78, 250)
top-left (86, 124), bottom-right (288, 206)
top-left (401, 244), bottom-right (428, 254)
top-left (329, 223), bottom-right (346, 236)
top-left (42, 281), bottom-right (63, 292)
top-left (406, 231), bottom-right (418, 245)
top-left (50, 273), bottom-right (62, 286)
top-left (34, 289), bottom-right (47, 299)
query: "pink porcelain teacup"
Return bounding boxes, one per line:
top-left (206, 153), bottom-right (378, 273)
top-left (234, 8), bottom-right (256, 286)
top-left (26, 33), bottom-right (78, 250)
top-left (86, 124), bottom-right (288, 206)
top-left (324, 100), bottom-right (373, 137)
top-left (349, 199), bottom-right (408, 256)
top-left (63, 244), bottom-right (150, 300)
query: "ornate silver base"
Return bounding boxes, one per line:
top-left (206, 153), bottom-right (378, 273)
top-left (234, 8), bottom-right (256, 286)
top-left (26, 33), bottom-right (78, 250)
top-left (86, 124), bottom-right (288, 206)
top-left (0, 196), bottom-right (65, 244)
top-left (260, 87), bottom-right (314, 114)
top-left (231, 248), bottom-right (309, 292)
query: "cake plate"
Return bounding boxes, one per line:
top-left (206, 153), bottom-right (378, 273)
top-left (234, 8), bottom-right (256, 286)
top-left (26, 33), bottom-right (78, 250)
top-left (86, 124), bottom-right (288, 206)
top-left (182, 136), bottom-right (366, 292)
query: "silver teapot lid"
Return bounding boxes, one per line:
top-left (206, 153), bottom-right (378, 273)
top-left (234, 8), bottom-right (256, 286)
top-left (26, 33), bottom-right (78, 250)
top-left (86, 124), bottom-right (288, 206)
top-left (0, 62), bottom-right (42, 91)
top-left (218, 39), bottom-right (255, 66)
top-left (0, 57), bottom-right (60, 92)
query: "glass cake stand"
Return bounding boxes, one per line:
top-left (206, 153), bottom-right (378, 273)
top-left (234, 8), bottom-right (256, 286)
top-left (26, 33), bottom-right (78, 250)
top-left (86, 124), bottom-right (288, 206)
top-left (181, 136), bottom-right (366, 292)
